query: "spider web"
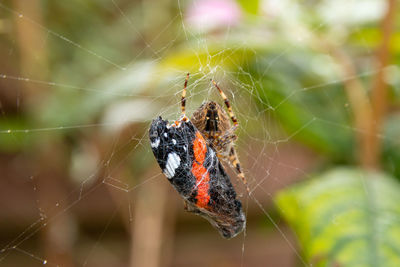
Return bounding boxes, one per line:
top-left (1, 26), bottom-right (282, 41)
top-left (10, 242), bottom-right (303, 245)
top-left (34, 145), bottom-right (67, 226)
top-left (0, 0), bottom-right (394, 266)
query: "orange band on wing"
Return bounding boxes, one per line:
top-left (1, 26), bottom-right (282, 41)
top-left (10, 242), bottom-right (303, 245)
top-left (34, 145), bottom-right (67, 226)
top-left (192, 132), bottom-right (210, 209)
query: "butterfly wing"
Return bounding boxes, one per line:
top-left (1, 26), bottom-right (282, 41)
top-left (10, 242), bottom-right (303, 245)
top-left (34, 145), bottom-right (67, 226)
top-left (149, 116), bottom-right (245, 238)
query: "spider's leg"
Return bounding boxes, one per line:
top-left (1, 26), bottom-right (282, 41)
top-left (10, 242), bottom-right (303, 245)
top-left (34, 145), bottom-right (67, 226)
top-left (211, 80), bottom-right (238, 127)
top-left (181, 73), bottom-right (190, 117)
top-left (228, 146), bottom-right (250, 194)
top-left (218, 130), bottom-right (237, 147)
top-left (211, 80), bottom-right (249, 193)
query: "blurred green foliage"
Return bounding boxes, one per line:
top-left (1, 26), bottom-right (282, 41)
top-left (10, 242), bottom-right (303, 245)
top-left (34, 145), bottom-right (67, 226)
top-left (244, 50), bottom-right (356, 161)
top-left (276, 168), bottom-right (400, 267)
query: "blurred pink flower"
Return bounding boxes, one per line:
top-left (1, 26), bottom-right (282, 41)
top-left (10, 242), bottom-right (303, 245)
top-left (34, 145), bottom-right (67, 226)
top-left (186, 0), bottom-right (242, 32)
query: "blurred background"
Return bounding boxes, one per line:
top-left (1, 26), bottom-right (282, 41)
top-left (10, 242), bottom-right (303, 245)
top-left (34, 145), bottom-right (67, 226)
top-left (0, 0), bottom-right (399, 266)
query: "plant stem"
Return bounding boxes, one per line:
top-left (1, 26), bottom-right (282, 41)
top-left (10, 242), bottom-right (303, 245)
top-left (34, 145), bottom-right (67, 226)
top-left (369, 0), bottom-right (397, 169)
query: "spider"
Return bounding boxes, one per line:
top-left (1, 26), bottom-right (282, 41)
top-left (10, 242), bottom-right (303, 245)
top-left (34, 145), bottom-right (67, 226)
top-left (180, 73), bottom-right (248, 190)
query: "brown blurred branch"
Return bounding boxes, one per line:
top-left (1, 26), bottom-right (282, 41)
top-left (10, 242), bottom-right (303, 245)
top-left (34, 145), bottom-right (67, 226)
top-left (314, 0), bottom-right (396, 169)
top-left (13, 1), bottom-right (75, 265)
top-left (130, 170), bottom-right (175, 267)
top-left (13, 0), bottom-right (48, 104)
top-left (36, 140), bottom-right (75, 267)
top-left (327, 45), bottom-right (374, 169)
top-left (94, 124), bottom-right (176, 267)
top-left (369, 0), bottom-right (397, 169)
top-left (312, 37), bottom-right (373, 168)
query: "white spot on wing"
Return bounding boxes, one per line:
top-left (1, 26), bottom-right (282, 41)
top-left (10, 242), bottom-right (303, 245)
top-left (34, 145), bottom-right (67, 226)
top-left (164, 133), bottom-right (168, 137)
top-left (172, 139), bottom-right (176, 145)
top-left (163, 152), bottom-right (181, 179)
top-left (209, 148), bottom-right (215, 159)
top-left (151, 138), bottom-right (160, 148)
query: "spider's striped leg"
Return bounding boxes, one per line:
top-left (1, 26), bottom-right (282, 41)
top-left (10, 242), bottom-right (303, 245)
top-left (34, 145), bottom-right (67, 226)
top-left (181, 73), bottom-right (190, 118)
top-left (211, 80), bottom-right (238, 127)
top-left (211, 80), bottom-right (249, 193)
top-left (228, 146), bottom-right (250, 193)
top-left (217, 128), bottom-right (238, 147)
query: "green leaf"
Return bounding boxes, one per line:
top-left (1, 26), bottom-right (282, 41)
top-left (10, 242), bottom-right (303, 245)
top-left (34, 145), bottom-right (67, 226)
top-left (0, 117), bottom-right (33, 152)
top-left (275, 168), bottom-right (400, 267)
top-left (237, 0), bottom-right (259, 15)
top-left (40, 60), bottom-right (158, 127)
top-left (382, 114), bottom-right (400, 179)
top-left (246, 50), bottom-right (355, 161)
top-left (160, 45), bottom-right (256, 73)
